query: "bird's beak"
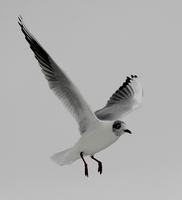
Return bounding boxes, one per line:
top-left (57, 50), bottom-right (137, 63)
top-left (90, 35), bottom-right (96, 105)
top-left (124, 129), bottom-right (132, 134)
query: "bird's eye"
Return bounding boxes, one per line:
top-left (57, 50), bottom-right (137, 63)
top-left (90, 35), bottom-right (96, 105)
top-left (113, 121), bottom-right (121, 130)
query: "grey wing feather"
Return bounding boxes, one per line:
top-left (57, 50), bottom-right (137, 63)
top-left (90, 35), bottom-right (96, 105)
top-left (18, 16), bottom-right (99, 134)
top-left (95, 75), bottom-right (143, 120)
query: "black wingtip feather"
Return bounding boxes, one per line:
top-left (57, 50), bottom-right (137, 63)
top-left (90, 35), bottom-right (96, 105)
top-left (106, 74), bottom-right (138, 106)
top-left (131, 74), bottom-right (138, 78)
top-left (18, 17), bottom-right (52, 69)
top-left (18, 17), bottom-right (59, 83)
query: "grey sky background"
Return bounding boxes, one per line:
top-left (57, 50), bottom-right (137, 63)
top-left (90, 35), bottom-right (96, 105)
top-left (1, 0), bottom-right (182, 199)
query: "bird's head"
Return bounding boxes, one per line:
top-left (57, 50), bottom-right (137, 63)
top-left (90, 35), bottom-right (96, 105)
top-left (112, 120), bottom-right (132, 136)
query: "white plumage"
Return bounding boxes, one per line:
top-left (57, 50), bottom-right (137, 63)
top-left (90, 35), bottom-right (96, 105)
top-left (18, 16), bottom-right (143, 176)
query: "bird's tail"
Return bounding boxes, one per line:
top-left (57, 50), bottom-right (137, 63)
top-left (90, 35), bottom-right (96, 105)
top-left (51, 148), bottom-right (79, 166)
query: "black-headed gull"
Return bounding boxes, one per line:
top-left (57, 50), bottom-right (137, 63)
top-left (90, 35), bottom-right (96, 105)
top-left (18, 16), bottom-right (143, 177)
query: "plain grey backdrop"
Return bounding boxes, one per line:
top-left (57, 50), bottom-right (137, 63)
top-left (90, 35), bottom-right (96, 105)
top-left (1, 0), bottom-right (182, 199)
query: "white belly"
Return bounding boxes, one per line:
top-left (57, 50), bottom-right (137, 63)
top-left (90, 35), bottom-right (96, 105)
top-left (74, 123), bottom-right (119, 155)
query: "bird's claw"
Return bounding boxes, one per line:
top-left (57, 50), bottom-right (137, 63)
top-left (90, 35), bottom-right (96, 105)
top-left (85, 164), bottom-right (89, 177)
top-left (98, 163), bottom-right (102, 174)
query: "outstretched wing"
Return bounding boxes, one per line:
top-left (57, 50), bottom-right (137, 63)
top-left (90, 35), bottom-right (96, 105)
top-left (95, 75), bottom-right (143, 120)
top-left (18, 16), bottom-right (99, 134)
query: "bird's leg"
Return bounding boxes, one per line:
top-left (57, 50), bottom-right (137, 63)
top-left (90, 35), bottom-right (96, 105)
top-left (80, 152), bottom-right (88, 177)
top-left (91, 155), bottom-right (102, 174)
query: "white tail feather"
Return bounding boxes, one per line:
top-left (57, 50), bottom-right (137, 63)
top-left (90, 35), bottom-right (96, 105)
top-left (51, 148), bottom-right (79, 166)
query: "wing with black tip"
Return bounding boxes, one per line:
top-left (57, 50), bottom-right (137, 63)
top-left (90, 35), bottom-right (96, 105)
top-left (18, 16), bottom-right (100, 134)
top-left (95, 75), bottom-right (143, 120)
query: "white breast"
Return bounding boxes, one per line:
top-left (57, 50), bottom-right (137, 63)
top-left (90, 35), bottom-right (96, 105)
top-left (74, 121), bottom-right (120, 155)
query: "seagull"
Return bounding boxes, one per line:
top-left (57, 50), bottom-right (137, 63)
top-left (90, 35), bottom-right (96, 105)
top-left (18, 16), bottom-right (143, 177)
